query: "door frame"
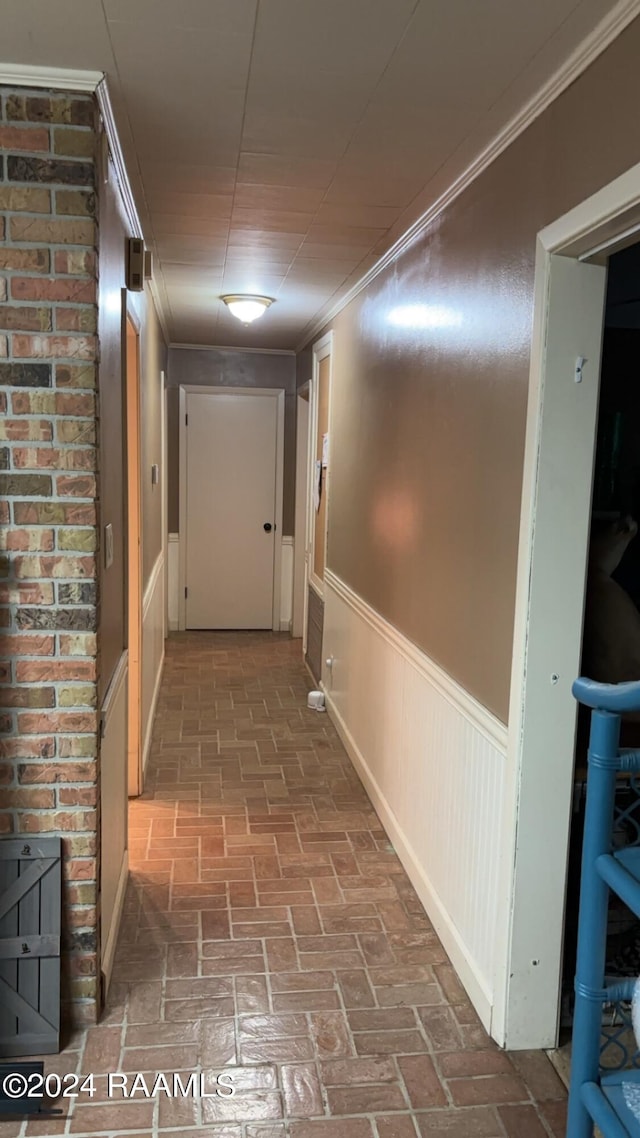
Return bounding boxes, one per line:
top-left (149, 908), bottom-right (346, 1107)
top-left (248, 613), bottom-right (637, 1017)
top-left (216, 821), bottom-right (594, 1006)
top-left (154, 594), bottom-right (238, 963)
top-left (178, 384), bottom-right (285, 632)
top-left (161, 370), bottom-right (168, 641)
top-left (496, 158), bottom-right (640, 1048)
top-left (124, 299), bottom-right (143, 798)
top-left (293, 382), bottom-right (311, 645)
top-left (308, 331), bottom-right (334, 600)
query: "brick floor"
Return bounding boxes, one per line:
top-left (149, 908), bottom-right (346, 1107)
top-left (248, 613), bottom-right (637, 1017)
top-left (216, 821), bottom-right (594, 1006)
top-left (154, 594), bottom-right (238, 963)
top-left (12, 632), bottom-right (568, 1137)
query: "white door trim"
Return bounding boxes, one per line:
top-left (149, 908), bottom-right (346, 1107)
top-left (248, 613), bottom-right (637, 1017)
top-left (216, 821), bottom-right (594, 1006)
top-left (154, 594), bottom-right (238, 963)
top-left (497, 158), bottom-right (640, 1048)
top-left (293, 388), bottom-right (311, 641)
top-left (161, 372), bottom-right (168, 640)
top-left (178, 385), bottom-right (285, 633)
top-left (308, 332), bottom-right (334, 600)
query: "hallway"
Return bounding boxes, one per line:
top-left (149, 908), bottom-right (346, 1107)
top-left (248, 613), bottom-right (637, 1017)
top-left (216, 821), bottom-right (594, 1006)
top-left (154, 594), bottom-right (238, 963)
top-left (28, 633), bottom-right (567, 1138)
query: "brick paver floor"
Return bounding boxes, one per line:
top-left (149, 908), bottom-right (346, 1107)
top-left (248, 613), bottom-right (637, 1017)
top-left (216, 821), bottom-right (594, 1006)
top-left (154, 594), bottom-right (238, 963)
top-left (15, 632), bottom-right (567, 1137)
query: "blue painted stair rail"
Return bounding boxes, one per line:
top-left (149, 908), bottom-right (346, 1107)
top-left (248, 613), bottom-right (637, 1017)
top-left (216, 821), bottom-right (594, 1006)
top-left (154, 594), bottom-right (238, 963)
top-left (568, 677), bottom-right (640, 1138)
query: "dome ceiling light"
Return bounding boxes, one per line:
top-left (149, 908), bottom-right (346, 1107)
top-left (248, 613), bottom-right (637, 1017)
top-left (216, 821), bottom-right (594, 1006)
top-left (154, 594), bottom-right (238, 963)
top-left (221, 295), bottom-right (273, 324)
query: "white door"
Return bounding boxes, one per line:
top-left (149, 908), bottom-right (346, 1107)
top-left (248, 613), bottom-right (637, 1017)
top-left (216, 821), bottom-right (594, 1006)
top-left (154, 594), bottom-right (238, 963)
top-left (185, 391), bottom-right (278, 629)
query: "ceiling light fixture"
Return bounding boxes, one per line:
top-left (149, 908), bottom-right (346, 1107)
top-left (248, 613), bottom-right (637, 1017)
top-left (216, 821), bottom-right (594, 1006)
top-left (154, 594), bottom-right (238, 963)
top-left (221, 294), bottom-right (273, 324)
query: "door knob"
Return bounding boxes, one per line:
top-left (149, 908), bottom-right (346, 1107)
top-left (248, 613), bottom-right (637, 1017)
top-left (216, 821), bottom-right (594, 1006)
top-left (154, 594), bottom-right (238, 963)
top-left (263, 523), bottom-right (273, 532)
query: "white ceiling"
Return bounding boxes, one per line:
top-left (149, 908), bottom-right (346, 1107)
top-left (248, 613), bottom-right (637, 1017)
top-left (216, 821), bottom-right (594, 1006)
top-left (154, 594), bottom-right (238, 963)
top-left (0, 0), bottom-right (629, 349)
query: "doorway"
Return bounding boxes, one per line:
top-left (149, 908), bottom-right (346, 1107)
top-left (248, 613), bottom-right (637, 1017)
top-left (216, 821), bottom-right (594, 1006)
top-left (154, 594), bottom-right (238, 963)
top-left (497, 161), bottom-right (640, 1050)
top-left (555, 241), bottom-right (640, 1069)
top-left (125, 309), bottom-right (143, 798)
top-left (178, 386), bottom-right (284, 631)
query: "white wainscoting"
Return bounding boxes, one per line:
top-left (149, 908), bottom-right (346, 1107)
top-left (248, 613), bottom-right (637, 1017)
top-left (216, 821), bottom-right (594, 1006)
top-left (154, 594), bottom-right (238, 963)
top-left (100, 650), bottom-right (128, 993)
top-left (168, 533), bottom-right (179, 631)
top-left (323, 570), bottom-right (508, 1033)
top-left (142, 551), bottom-right (165, 775)
top-left (280, 536), bottom-right (294, 632)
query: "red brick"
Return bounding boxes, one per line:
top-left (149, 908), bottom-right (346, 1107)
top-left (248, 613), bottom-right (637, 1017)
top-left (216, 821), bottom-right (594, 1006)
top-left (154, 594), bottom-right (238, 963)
top-left (19, 810), bottom-right (96, 833)
top-left (0, 685), bottom-right (55, 707)
top-left (55, 392), bottom-right (95, 416)
top-left (0, 582), bottom-right (54, 604)
top-left (0, 816), bottom-right (14, 834)
top-left (1, 528), bottom-right (55, 552)
top-left (56, 474), bottom-right (97, 498)
top-left (398, 1054), bottom-right (447, 1108)
top-left (11, 391), bottom-right (55, 414)
top-left (12, 554), bottom-right (95, 578)
top-left (448, 1074), bottom-right (529, 1108)
top-left (66, 858), bottom-right (97, 880)
top-left (0, 247), bottom-right (50, 273)
top-left (55, 307), bottom-right (97, 333)
top-left (0, 419), bottom-right (53, 441)
top-left (12, 334), bottom-right (96, 360)
top-left (58, 786), bottom-right (97, 806)
top-left (0, 633), bottom-right (54, 657)
top-left (0, 306), bottom-right (51, 332)
top-left (59, 633), bottom-right (97, 657)
top-left (0, 737), bottom-right (56, 759)
top-left (14, 501), bottom-right (95, 525)
top-left (498, 1105), bottom-right (549, 1138)
top-left (13, 447), bottom-right (95, 471)
top-left (2, 788), bottom-right (56, 809)
top-left (0, 125), bottom-right (50, 150)
top-left (18, 761), bottom-right (94, 783)
top-left (16, 659), bottom-right (96, 682)
top-left (11, 276), bottom-right (96, 303)
top-left (54, 249), bottom-right (96, 275)
top-left (17, 711), bottom-right (96, 734)
top-left (0, 185), bottom-right (50, 212)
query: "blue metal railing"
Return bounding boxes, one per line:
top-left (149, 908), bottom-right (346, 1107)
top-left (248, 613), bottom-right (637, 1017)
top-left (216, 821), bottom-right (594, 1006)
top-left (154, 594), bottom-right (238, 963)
top-left (568, 678), bottom-right (640, 1138)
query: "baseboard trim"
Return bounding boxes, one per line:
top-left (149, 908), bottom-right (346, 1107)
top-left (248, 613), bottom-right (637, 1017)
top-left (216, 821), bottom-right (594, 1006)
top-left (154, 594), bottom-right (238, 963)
top-left (100, 850), bottom-right (128, 995)
top-left (142, 551), bottom-right (165, 775)
top-left (143, 550), bottom-right (164, 618)
top-left (100, 649), bottom-right (128, 735)
top-left (324, 686), bottom-right (493, 1032)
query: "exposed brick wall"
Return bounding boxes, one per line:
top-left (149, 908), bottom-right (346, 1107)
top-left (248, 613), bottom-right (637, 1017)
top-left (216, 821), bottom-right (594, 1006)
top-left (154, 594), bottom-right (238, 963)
top-left (0, 88), bottom-right (101, 1027)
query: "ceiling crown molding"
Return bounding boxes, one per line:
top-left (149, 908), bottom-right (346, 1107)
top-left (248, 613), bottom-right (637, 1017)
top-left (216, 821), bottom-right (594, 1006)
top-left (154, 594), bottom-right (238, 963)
top-left (95, 79), bottom-right (170, 344)
top-left (95, 78), bottom-right (142, 241)
top-left (295, 0), bottom-right (640, 353)
top-left (169, 343), bottom-right (295, 356)
top-left (0, 63), bottom-right (103, 89)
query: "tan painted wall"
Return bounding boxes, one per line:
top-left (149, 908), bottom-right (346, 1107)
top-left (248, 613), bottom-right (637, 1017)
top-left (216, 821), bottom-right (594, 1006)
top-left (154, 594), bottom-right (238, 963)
top-left (140, 288), bottom-right (166, 589)
top-left (97, 160), bottom-right (127, 702)
top-left (305, 19), bottom-right (640, 723)
top-left (98, 172), bottom-right (166, 696)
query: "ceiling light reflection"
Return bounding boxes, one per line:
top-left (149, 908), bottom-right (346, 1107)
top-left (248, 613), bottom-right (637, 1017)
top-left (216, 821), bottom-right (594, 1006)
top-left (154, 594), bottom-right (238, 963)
top-left (387, 304), bottom-right (462, 329)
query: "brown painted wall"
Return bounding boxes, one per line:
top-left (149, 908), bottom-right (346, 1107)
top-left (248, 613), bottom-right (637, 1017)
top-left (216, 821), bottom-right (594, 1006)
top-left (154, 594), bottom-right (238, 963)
top-left (167, 347), bottom-right (296, 534)
top-left (139, 289), bottom-right (167, 589)
top-left (97, 159), bottom-right (127, 701)
top-left (307, 19), bottom-right (640, 723)
top-left (99, 194), bottom-right (166, 694)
